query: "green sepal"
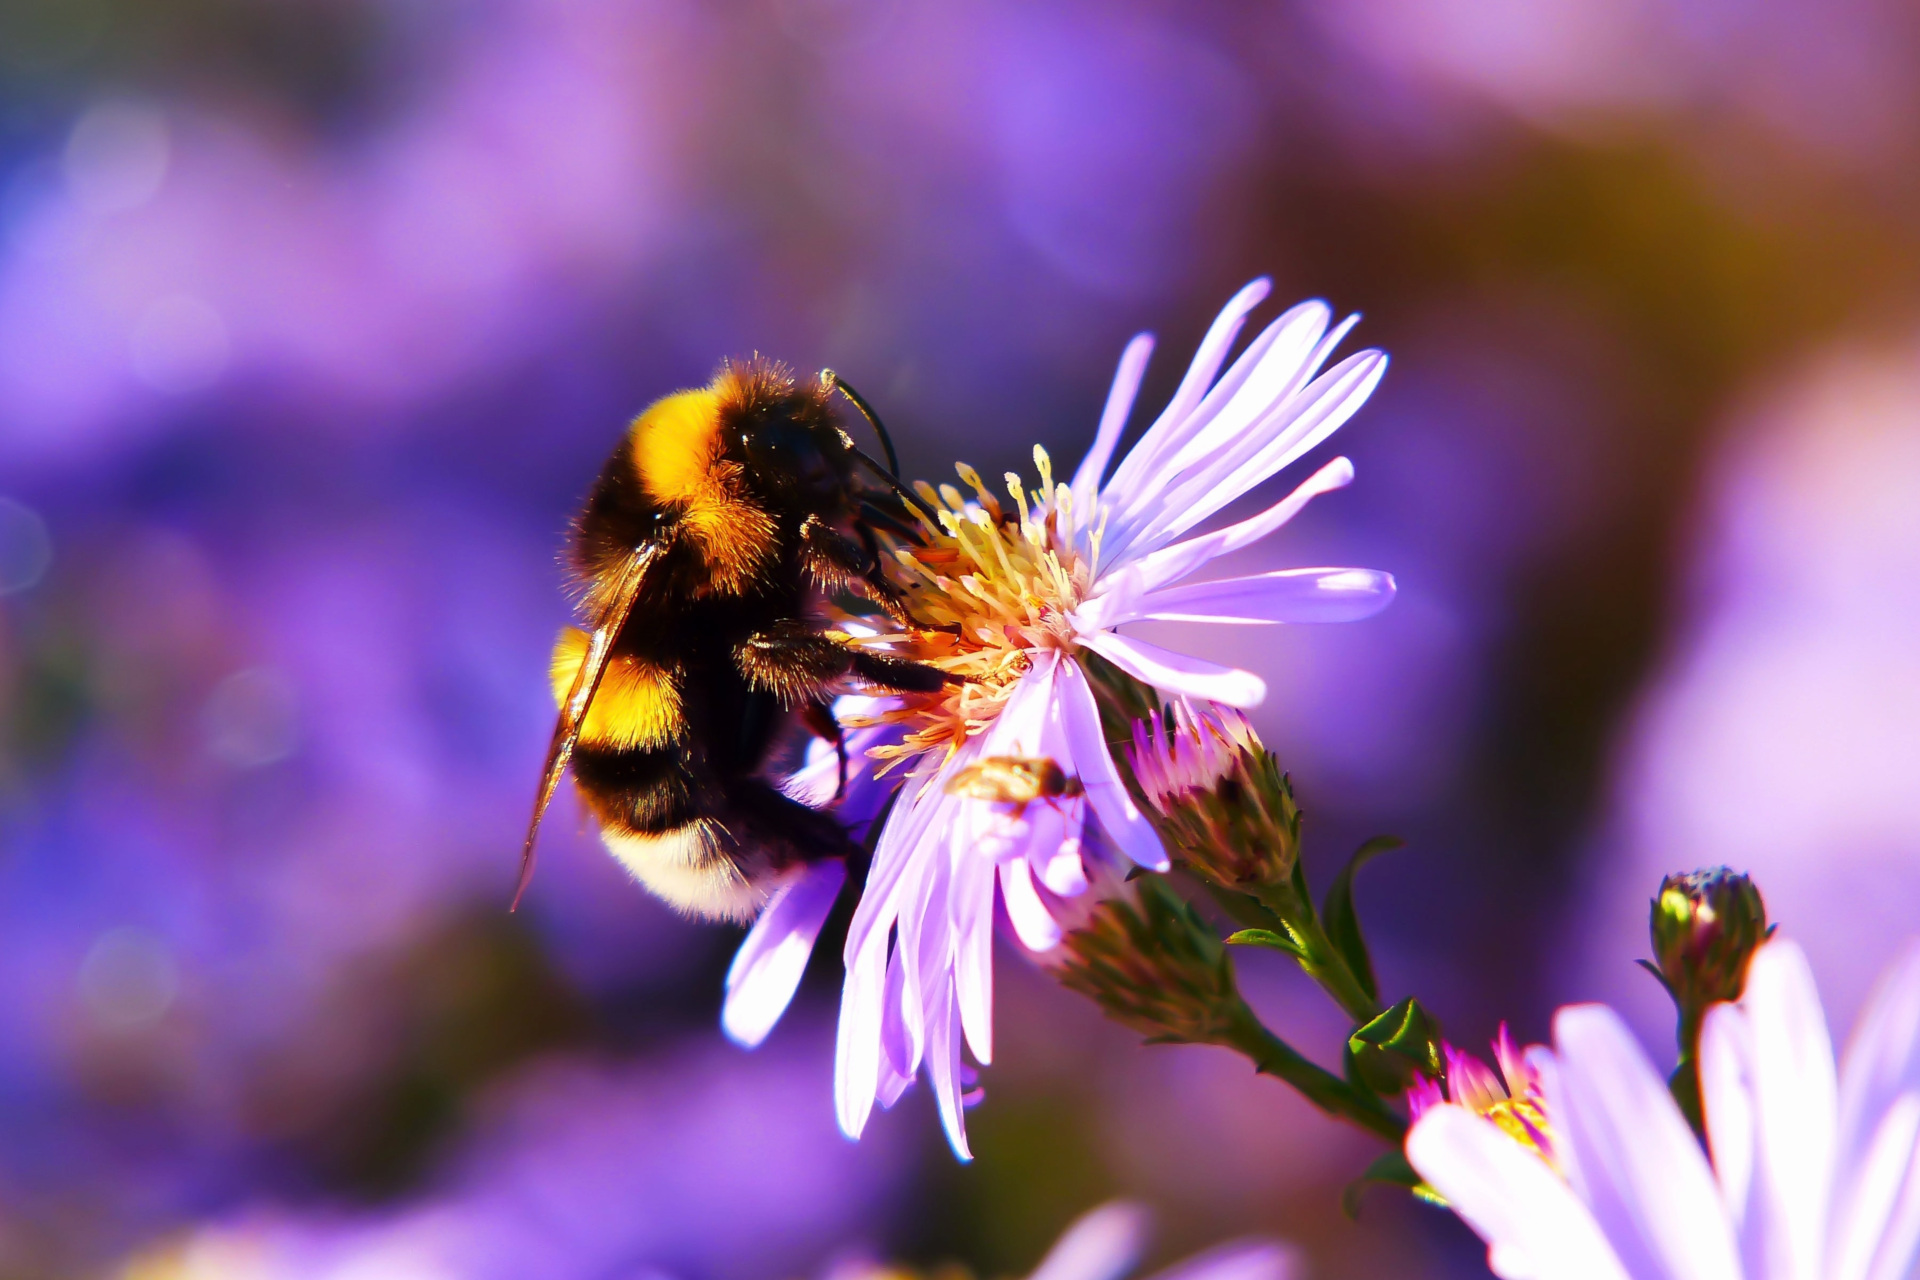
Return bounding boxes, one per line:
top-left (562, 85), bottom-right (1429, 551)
top-left (1321, 835), bottom-right (1404, 1006)
top-left (1635, 957), bottom-right (1676, 1000)
top-left (1224, 928), bottom-right (1309, 960)
top-left (1340, 1149), bottom-right (1424, 1218)
top-left (1347, 996), bottom-right (1444, 1096)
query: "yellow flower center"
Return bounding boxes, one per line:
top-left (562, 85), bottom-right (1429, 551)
top-left (848, 446), bottom-right (1101, 769)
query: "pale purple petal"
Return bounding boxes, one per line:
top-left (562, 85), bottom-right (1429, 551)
top-left (1100, 279), bottom-right (1270, 509)
top-left (1143, 1239), bottom-right (1298, 1280)
top-left (1405, 1105), bottom-right (1632, 1280)
top-left (1100, 300), bottom-right (1331, 546)
top-left (1109, 457), bottom-right (1355, 600)
top-left (1120, 349), bottom-right (1387, 562)
top-left (1027, 1202), bottom-right (1150, 1280)
top-left (1001, 858), bottom-right (1063, 952)
top-left (1548, 1004), bottom-right (1741, 1280)
top-left (843, 766), bottom-right (942, 963)
top-left (953, 809), bottom-right (998, 1067)
top-left (1119, 568), bottom-right (1396, 626)
top-left (1034, 819), bottom-right (1089, 896)
top-left (1859, 1110), bottom-right (1920, 1280)
top-left (894, 806), bottom-right (955, 1075)
top-left (721, 860), bottom-right (846, 1049)
top-left (1077, 630), bottom-right (1267, 710)
top-left (1056, 657), bottom-right (1168, 869)
top-left (1743, 938), bottom-right (1838, 1280)
top-left (881, 940), bottom-right (918, 1082)
top-left (1831, 1095), bottom-right (1920, 1280)
top-left (1159, 301), bottom-right (1341, 479)
top-left (1832, 941), bottom-right (1920, 1280)
top-left (1700, 1002), bottom-right (1760, 1233)
top-left (1069, 332), bottom-right (1154, 501)
top-left (925, 970), bottom-right (972, 1160)
top-left (834, 933), bottom-right (889, 1140)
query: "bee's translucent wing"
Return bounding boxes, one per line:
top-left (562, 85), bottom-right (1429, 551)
top-left (512, 541), bottom-right (664, 910)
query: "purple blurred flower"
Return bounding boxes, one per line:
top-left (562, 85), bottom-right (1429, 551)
top-left (834, 279), bottom-right (1394, 1157)
top-left (113, 1032), bottom-right (911, 1280)
top-left (1409, 936), bottom-right (1920, 1280)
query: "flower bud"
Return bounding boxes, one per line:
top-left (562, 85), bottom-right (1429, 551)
top-left (1127, 701), bottom-right (1300, 892)
top-left (1650, 867), bottom-right (1769, 1016)
top-left (1056, 875), bottom-right (1246, 1046)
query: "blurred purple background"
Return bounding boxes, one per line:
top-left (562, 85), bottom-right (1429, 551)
top-left (3, 1), bottom-right (1919, 1276)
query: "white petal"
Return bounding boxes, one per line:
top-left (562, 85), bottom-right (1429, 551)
top-left (1549, 1004), bottom-right (1741, 1280)
top-left (1001, 857), bottom-right (1063, 951)
top-left (1070, 333), bottom-right (1155, 501)
top-left (1120, 567), bottom-right (1396, 626)
top-left (1077, 630), bottom-right (1267, 710)
top-left (1107, 457), bottom-right (1355, 599)
top-left (1120, 350), bottom-right (1386, 562)
top-left (1027, 1202), bottom-right (1150, 1280)
top-left (1406, 1104), bottom-right (1631, 1280)
top-left (1831, 940), bottom-right (1920, 1280)
top-left (834, 933), bottom-right (888, 1139)
top-left (721, 860), bottom-right (846, 1048)
top-left (1056, 657), bottom-right (1168, 868)
top-left (1742, 938), bottom-right (1838, 1280)
top-left (1700, 1002), bottom-right (1759, 1231)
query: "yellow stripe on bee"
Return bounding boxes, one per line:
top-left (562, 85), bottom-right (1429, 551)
top-left (627, 386), bottom-right (776, 594)
top-left (550, 627), bottom-right (684, 750)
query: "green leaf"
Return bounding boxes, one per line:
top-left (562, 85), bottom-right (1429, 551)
top-left (1321, 835), bottom-right (1404, 1006)
top-left (1341, 1149), bottom-right (1424, 1218)
top-left (1224, 928), bottom-right (1308, 960)
top-left (1347, 996), bottom-right (1445, 1096)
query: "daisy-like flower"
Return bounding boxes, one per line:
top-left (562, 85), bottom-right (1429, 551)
top-left (834, 279), bottom-right (1396, 1157)
top-left (1407, 935), bottom-right (1920, 1280)
top-left (1407, 1027), bottom-right (1560, 1172)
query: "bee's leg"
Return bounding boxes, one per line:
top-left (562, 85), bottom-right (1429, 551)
top-left (798, 514), bottom-right (912, 624)
top-left (843, 645), bottom-right (953, 694)
top-left (735, 620), bottom-right (954, 704)
top-left (800, 697), bottom-right (849, 802)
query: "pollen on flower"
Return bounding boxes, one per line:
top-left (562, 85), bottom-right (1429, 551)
top-left (846, 448), bottom-right (1097, 767)
top-left (1408, 1026), bottom-right (1561, 1173)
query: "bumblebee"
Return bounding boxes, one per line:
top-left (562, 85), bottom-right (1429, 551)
top-left (516, 358), bottom-right (944, 921)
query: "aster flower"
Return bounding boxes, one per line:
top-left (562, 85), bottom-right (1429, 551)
top-left (835, 279), bottom-right (1396, 1156)
top-left (719, 692), bottom-right (904, 1049)
top-left (1406, 1026), bottom-right (1559, 1172)
top-left (1406, 935), bottom-right (1920, 1280)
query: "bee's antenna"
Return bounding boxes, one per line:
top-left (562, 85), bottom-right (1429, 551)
top-left (821, 370), bottom-right (900, 477)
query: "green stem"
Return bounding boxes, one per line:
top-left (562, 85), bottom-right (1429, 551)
top-left (1217, 1004), bottom-right (1407, 1143)
top-left (1250, 885), bottom-right (1379, 1026)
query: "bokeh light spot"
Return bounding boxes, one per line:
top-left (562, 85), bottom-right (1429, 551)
top-left (202, 666), bottom-right (300, 768)
top-left (78, 927), bottom-right (179, 1031)
top-left (63, 101), bottom-right (170, 216)
top-left (0, 497), bottom-right (52, 595)
top-left (130, 295), bottom-right (231, 395)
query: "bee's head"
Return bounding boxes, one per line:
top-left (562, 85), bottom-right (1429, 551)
top-left (712, 358), bottom-right (858, 516)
